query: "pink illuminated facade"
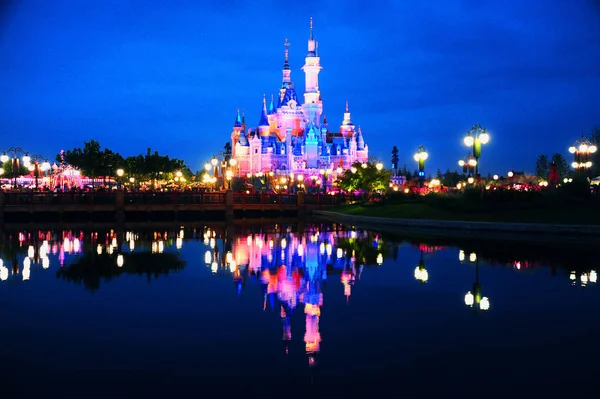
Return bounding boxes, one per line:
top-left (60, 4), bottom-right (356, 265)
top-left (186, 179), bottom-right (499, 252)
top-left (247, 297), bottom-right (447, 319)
top-left (230, 18), bottom-right (369, 179)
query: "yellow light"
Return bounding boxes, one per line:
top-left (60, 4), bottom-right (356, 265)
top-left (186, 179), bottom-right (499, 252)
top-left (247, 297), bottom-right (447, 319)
top-left (229, 260), bottom-right (237, 273)
top-left (129, 240), bottom-right (135, 251)
top-left (571, 162), bottom-right (579, 168)
top-left (579, 144), bottom-right (588, 153)
top-left (413, 153), bottom-right (420, 162)
top-left (297, 244), bottom-right (304, 256)
top-left (376, 162), bottom-right (383, 171)
top-left (204, 250), bottom-right (212, 264)
top-left (211, 261), bottom-right (218, 273)
top-left (229, 158), bottom-right (237, 166)
top-left (117, 254), bottom-right (124, 267)
top-left (568, 146), bottom-right (576, 154)
top-left (467, 177), bottom-right (474, 184)
top-left (458, 160), bottom-right (465, 166)
top-left (457, 183), bottom-right (462, 189)
top-left (376, 253), bottom-right (383, 265)
top-left (493, 174), bottom-right (499, 180)
top-left (42, 256), bottom-right (50, 269)
top-left (469, 252), bottom-right (477, 262)
top-left (361, 163), bottom-right (367, 169)
top-left (464, 136), bottom-right (474, 147)
top-left (459, 250), bottom-right (465, 262)
top-left (590, 145), bottom-right (597, 153)
top-left (211, 158), bottom-right (218, 166)
top-left (404, 188), bottom-right (409, 193)
top-left (226, 251), bottom-right (233, 264)
top-left (507, 171), bottom-right (514, 178)
top-left (350, 167), bottom-right (357, 173)
top-left (116, 169), bottom-right (124, 177)
top-left (297, 174), bottom-right (304, 181)
top-left (97, 244), bottom-right (103, 255)
top-left (590, 270), bottom-right (597, 283)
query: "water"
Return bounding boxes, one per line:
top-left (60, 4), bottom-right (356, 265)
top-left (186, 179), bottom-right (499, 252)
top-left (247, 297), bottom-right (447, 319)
top-left (1, 222), bottom-right (599, 397)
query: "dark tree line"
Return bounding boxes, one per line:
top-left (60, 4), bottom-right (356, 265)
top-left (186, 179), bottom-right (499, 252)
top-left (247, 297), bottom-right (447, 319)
top-left (59, 139), bottom-right (192, 187)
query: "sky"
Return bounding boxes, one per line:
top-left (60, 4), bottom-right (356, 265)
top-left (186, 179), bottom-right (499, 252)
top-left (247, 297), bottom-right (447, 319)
top-left (1, 0), bottom-right (600, 175)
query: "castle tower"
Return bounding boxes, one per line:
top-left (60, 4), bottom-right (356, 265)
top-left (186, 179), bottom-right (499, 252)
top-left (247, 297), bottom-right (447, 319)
top-left (258, 95), bottom-right (270, 136)
top-left (231, 109), bottom-right (243, 155)
top-left (281, 38), bottom-right (292, 100)
top-left (340, 101), bottom-right (356, 138)
top-left (302, 17), bottom-right (323, 126)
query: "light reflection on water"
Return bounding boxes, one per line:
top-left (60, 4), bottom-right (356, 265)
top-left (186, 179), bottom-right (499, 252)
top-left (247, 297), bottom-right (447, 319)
top-left (0, 223), bottom-right (599, 395)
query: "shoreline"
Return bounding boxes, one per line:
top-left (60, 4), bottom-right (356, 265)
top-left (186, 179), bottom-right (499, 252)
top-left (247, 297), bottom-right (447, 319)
top-left (313, 210), bottom-right (600, 244)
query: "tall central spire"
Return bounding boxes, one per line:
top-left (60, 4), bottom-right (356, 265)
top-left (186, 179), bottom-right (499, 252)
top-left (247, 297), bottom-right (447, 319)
top-left (307, 16), bottom-right (316, 56)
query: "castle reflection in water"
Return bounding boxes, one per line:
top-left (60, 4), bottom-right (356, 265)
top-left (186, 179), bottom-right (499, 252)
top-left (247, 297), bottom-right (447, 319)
top-left (0, 224), bottom-right (597, 366)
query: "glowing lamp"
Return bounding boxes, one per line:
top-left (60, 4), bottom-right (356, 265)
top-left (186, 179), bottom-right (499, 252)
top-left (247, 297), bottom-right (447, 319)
top-left (117, 254), bottom-right (124, 267)
top-left (571, 162), bottom-right (579, 168)
top-left (0, 168), bottom-right (4, 175)
top-left (0, 154), bottom-right (8, 163)
top-left (336, 167), bottom-right (342, 174)
top-left (479, 132), bottom-right (490, 144)
top-left (457, 183), bottom-right (462, 189)
top-left (22, 154), bottom-right (31, 165)
top-left (350, 167), bottom-right (357, 174)
top-left (493, 174), bottom-right (499, 180)
top-left (579, 144), bottom-right (588, 153)
top-left (211, 158), bottom-right (218, 166)
top-left (376, 162), bottom-right (383, 171)
top-left (458, 160), bottom-right (465, 167)
top-left (116, 169), bottom-right (124, 177)
top-left (480, 297), bottom-right (490, 311)
top-left (465, 291), bottom-right (474, 307)
top-left (507, 171), bottom-right (514, 178)
top-left (229, 158), bottom-right (237, 166)
top-left (469, 252), bottom-right (477, 262)
top-left (28, 164), bottom-right (35, 172)
top-left (467, 177), bottom-right (474, 184)
top-left (590, 145), bottom-right (597, 153)
top-left (464, 135), bottom-right (474, 147)
top-left (568, 146), bottom-right (576, 154)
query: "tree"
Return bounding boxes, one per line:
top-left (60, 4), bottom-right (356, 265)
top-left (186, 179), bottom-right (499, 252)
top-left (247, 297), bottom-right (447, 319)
top-left (551, 153), bottom-right (570, 180)
top-left (337, 161), bottom-right (391, 196)
top-left (60, 139), bottom-right (122, 185)
top-left (535, 154), bottom-right (549, 179)
top-left (391, 146), bottom-right (399, 174)
top-left (1, 160), bottom-right (29, 180)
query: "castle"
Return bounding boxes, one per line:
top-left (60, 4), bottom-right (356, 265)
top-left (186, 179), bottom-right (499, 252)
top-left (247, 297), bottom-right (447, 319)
top-left (230, 18), bottom-right (369, 180)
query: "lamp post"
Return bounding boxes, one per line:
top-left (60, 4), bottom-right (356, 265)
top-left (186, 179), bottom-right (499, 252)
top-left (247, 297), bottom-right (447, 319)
top-left (462, 252), bottom-right (490, 311)
top-left (568, 134), bottom-right (597, 177)
top-left (116, 169), bottom-right (124, 189)
top-left (1, 147), bottom-right (30, 188)
top-left (463, 124), bottom-right (490, 177)
top-left (27, 154), bottom-right (51, 190)
top-left (413, 145), bottom-right (428, 187)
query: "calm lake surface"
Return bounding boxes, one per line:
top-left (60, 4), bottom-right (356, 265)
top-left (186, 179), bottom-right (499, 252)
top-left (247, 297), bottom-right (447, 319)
top-left (1, 221), bottom-right (599, 397)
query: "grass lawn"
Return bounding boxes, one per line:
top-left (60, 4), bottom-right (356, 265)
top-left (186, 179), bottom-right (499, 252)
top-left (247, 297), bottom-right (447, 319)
top-left (334, 202), bottom-right (600, 225)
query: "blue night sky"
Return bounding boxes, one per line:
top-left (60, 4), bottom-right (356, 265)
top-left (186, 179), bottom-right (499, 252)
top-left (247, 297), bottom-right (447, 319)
top-left (1, 0), bottom-right (599, 174)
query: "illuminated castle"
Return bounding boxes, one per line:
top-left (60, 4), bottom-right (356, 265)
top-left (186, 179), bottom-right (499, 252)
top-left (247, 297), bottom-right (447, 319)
top-left (230, 18), bottom-right (369, 178)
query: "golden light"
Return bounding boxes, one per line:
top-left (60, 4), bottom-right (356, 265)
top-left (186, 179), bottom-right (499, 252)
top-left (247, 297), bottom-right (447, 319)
top-left (590, 145), bottom-right (598, 153)
top-left (116, 169), bottom-right (124, 177)
top-left (459, 249), bottom-right (465, 262)
top-left (361, 163), bottom-right (367, 169)
top-left (129, 177), bottom-right (135, 183)
top-left (0, 167), bottom-right (4, 175)
top-left (571, 162), bottom-right (579, 168)
top-left (229, 260), bottom-right (237, 273)
top-left (464, 135), bottom-right (474, 147)
top-left (97, 244), bottom-right (103, 255)
top-left (297, 174), bottom-right (304, 181)
top-left (376, 253), bottom-right (383, 265)
top-left (226, 251), bottom-right (233, 264)
top-left (204, 250), bottom-right (212, 264)
top-left (376, 162), bottom-right (383, 171)
top-left (42, 256), bottom-right (50, 269)
top-left (458, 160), bottom-right (465, 167)
top-left (469, 252), bottom-right (477, 262)
top-left (579, 144), bottom-right (588, 153)
top-left (229, 158), bottom-right (237, 166)
top-left (28, 164), bottom-right (35, 172)
top-left (507, 171), bottom-right (514, 178)
top-left (404, 188), bottom-right (409, 193)
top-left (468, 159), bottom-right (477, 166)
top-left (568, 146), bottom-right (576, 154)
top-left (493, 174), bottom-right (499, 180)
top-left (211, 158), bottom-right (218, 166)
top-left (117, 254), bottom-right (124, 267)
top-left (456, 183), bottom-right (462, 189)
top-left (211, 261), bottom-right (218, 273)
top-left (467, 177), bottom-right (474, 184)
top-left (350, 166), bottom-right (357, 173)
top-left (429, 179), bottom-right (440, 187)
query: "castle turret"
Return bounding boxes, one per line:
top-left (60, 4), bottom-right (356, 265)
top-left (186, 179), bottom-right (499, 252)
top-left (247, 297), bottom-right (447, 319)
top-left (258, 95), bottom-right (270, 136)
top-left (302, 17), bottom-right (323, 126)
top-left (340, 101), bottom-right (356, 138)
top-left (356, 126), bottom-right (365, 150)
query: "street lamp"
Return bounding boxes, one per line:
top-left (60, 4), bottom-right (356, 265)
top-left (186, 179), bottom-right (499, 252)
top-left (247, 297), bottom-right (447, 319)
top-left (463, 124), bottom-right (489, 177)
top-left (413, 145), bottom-right (428, 187)
top-left (27, 154), bottom-right (51, 189)
top-left (463, 253), bottom-right (490, 311)
top-left (376, 162), bottom-right (383, 171)
top-left (116, 168), bottom-right (124, 189)
top-left (1, 147), bottom-right (30, 188)
top-left (568, 134), bottom-right (597, 176)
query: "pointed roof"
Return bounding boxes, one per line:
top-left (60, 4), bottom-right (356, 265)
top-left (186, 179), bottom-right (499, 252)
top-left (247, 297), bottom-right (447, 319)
top-left (234, 109), bottom-right (242, 128)
top-left (283, 38), bottom-right (291, 70)
top-left (258, 95), bottom-right (269, 126)
top-left (356, 126), bottom-right (365, 150)
top-left (268, 94), bottom-right (276, 114)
